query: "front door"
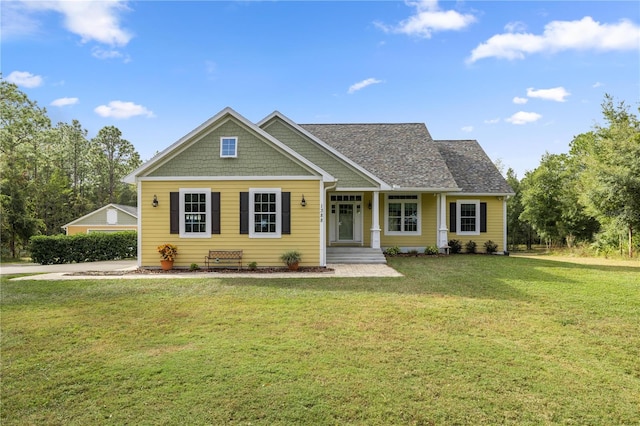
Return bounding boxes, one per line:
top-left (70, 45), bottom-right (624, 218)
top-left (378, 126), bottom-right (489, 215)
top-left (338, 203), bottom-right (354, 240)
top-left (329, 193), bottom-right (363, 244)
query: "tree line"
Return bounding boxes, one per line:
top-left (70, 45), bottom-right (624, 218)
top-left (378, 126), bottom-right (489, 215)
top-left (1, 78), bottom-right (142, 258)
top-left (1, 77), bottom-right (638, 259)
top-left (505, 95), bottom-right (640, 257)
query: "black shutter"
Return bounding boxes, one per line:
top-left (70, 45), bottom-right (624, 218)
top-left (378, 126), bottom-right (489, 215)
top-left (170, 192), bottom-right (179, 234)
top-left (240, 192), bottom-right (249, 234)
top-left (211, 192), bottom-right (221, 234)
top-left (449, 202), bottom-right (456, 233)
top-left (480, 202), bottom-right (487, 233)
top-left (282, 192), bottom-right (291, 234)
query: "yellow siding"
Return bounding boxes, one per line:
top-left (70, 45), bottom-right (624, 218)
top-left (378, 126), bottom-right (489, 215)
top-left (447, 196), bottom-right (506, 252)
top-left (140, 180), bottom-right (322, 268)
top-left (379, 193), bottom-right (438, 248)
top-left (66, 225), bottom-right (137, 235)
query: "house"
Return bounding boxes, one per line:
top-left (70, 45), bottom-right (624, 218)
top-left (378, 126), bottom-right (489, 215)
top-left (124, 107), bottom-right (513, 269)
top-left (62, 203), bottom-right (138, 235)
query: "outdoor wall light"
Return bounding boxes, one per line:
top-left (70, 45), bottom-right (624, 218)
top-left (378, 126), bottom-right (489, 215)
top-left (368, 201), bottom-right (372, 210)
top-left (152, 195), bottom-right (159, 207)
top-left (300, 195), bottom-right (307, 207)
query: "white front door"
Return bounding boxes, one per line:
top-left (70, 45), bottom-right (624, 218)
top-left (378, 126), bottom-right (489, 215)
top-left (329, 194), bottom-right (363, 244)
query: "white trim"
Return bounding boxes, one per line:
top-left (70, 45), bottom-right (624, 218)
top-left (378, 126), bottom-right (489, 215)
top-left (259, 111), bottom-right (392, 190)
top-left (220, 136), bottom-right (238, 158)
top-left (319, 183), bottom-right (326, 266)
top-left (383, 193), bottom-right (422, 236)
top-left (179, 188), bottom-right (212, 239)
top-left (503, 198), bottom-right (508, 253)
top-left (456, 199), bottom-right (480, 236)
top-left (135, 175), bottom-right (322, 182)
top-left (136, 185), bottom-right (142, 268)
top-left (249, 188), bottom-right (282, 239)
top-left (446, 192), bottom-right (513, 197)
top-left (123, 107), bottom-right (336, 184)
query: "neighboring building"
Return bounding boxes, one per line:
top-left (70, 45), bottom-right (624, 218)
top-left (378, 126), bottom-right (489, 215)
top-left (62, 204), bottom-right (138, 235)
top-left (124, 107), bottom-right (513, 268)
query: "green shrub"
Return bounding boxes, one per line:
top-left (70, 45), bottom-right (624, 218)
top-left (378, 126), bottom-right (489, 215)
top-left (384, 246), bottom-right (401, 256)
top-left (189, 263), bottom-right (200, 271)
top-left (29, 231), bottom-right (137, 265)
top-left (448, 239), bottom-right (462, 254)
top-left (248, 261), bottom-right (258, 270)
top-left (483, 240), bottom-right (498, 254)
top-left (465, 240), bottom-right (477, 254)
top-left (424, 245), bottom-right (440, 255)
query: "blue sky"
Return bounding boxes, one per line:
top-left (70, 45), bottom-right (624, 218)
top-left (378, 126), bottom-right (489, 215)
top-left (3, 0), bottom-right (639, 178)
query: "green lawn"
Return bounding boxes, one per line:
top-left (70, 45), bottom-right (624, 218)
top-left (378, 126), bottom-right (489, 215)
top-left (2, 256), bottom-right (639, 425)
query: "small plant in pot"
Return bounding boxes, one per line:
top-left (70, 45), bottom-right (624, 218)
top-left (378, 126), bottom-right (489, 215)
top-left (280, 250), bottom-right (302, 271)
top-left (157, 243), bottom-right (178, 270)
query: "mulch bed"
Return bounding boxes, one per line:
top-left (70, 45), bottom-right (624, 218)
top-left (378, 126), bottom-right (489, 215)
top-left (66, 266), bottom-right (333, 276)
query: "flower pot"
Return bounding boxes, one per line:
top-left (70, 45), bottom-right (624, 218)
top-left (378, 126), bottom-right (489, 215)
top-left (287, 262), bottom-right (299, 271)
top-left (161, 260), bottom-right (174, 271)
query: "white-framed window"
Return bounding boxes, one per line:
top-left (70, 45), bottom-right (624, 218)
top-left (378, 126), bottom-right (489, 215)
top-left (249, 188), bottom-right (281, 238)
top-left (457, 200), bottom-right (480, 235)
top-left (384, 194), bottom-right (421, 235)
top-left (220, 137), bottom-right (238, 158)
top-left (179, 189), bottom-right (211, 238)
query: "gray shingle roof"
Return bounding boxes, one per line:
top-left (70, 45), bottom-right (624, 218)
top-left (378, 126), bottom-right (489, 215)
top-left (300, 123), bottom-right (459, 190)
top-left (113, 204), bottom-right (138, 217)
top-left (434, 140), bottom-right (514, 194)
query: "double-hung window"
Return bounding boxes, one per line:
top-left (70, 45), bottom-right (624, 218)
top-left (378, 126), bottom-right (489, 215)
top-left (220, 137), bottom-right (237, 158)
top-left (456, 200), bottom-right (480, 235)
top-left (179, 189), bottom-right (211, 238)
top-left (385, 194), bottom-right (420, 235)
top-left (249, 188), bottom-right (281, 238)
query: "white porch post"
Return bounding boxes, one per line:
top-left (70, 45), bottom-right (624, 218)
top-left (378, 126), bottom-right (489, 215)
top-left (438, 193), bottom-right (449, 252)
top-left (370, 191), bottom-right (381, 249)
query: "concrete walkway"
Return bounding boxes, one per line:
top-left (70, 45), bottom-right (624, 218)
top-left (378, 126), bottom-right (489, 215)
top-left (3, 260), bottom-right (402, 281)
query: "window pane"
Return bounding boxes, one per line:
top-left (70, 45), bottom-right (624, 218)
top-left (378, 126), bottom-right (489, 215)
top-left (253, 192), bottom-right (278, 233)
top-left (184, 192), bottom-right (207, 233)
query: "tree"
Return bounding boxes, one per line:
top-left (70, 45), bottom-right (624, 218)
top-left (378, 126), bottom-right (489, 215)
top-left (89, 126), bottom-right (141, 205)
top-left (571, 95), bottom-right (640, 257)
top-left (0, 78), bottom-right (51, 256)
top-left (519, 153), bottom-right (597, 248)
top-left (505, 168), bottom-right (536, 250)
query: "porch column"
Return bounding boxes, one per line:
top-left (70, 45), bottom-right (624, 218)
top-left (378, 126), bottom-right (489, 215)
top-left (370, 191), bottom-right (381, 249)
top-left (438, 193), bottom-right (449, 252)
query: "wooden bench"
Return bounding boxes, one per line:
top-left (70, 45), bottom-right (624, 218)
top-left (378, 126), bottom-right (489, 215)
top-left (204, 250), bottom-right (243, 270)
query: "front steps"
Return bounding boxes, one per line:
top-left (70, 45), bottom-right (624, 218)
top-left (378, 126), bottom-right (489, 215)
top-left (326, 247), bottom-right (387, 264)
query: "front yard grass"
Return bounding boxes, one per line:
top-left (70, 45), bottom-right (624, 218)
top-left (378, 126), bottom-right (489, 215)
top-left (2, 255), bottom-right (638, 425)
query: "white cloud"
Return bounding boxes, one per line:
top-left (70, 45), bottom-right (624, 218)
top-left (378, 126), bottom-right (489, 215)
top-left (91, 46), bottom-right (130, 62)
top-left (94, 101), bottom-right (154, 119)
top-left (0, 1), bottom-right (41, 39)
top-left (513, 97), bottom-right (528, 104)
top-left (592, 82), bottom-right (604, 88)
top-left (6, 71), bottom-right (43, 88)
top-left (51, 97), bottom-right (79, 107)
top-left (527, 87), bottom-right (570, 102)
top-left (506, 111), bottom-right (542, 125)
top-left (348, 78), bottom-right (383, 94)
top-left (504, 21), bottom-right (527, 33)
top-left (375, 0), bottom-right (476, 38)
top-left (484, 118), bottom-right (500, 124)
top-left (468, 16), bottom-right (640, 63)
top-left (19, 0), bottom-right (133, 46)
top-left (461, 126), bottom-right (474, 132)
